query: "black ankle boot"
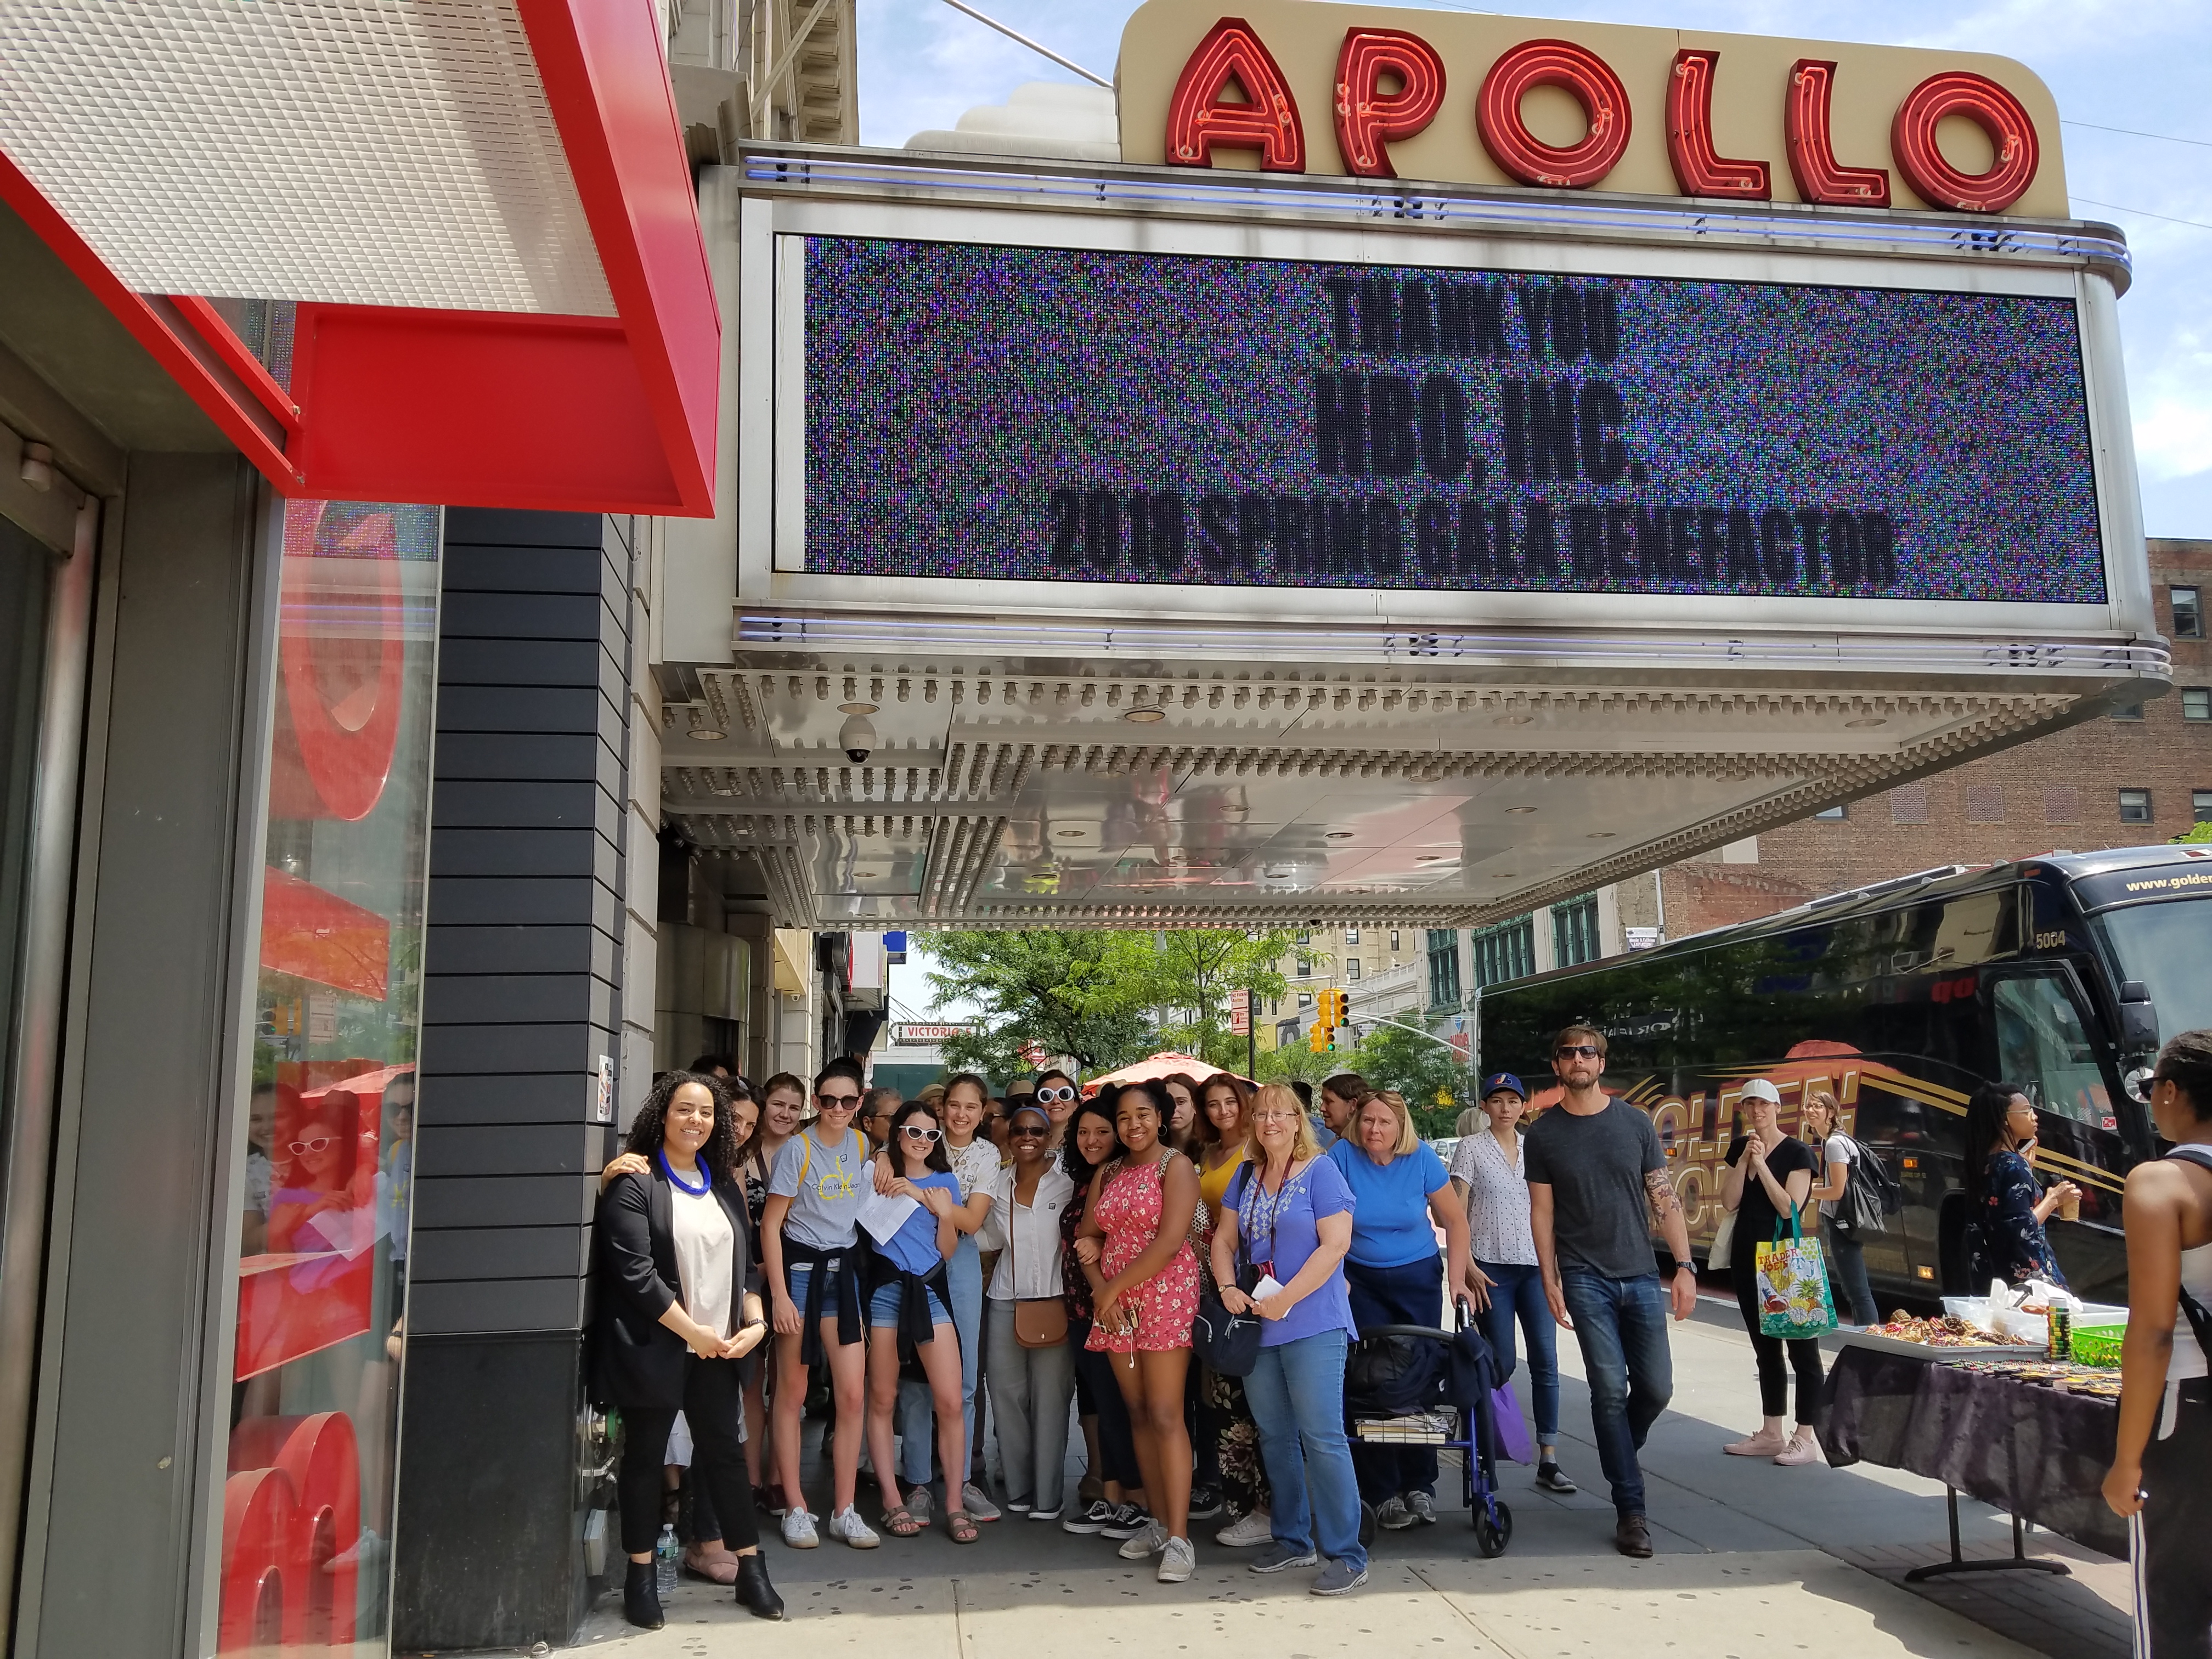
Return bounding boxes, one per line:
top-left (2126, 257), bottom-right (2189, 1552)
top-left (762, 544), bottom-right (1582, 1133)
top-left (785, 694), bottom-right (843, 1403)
top-left (735, 1552), bottom-right (785, 1620)
top-left (623, 1561), bottom-right (665, 1630)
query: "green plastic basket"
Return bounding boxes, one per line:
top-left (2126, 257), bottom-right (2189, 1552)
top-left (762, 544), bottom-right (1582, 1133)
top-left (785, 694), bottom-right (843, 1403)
top-left (2072, 1324), bottom-right (2125, 1369)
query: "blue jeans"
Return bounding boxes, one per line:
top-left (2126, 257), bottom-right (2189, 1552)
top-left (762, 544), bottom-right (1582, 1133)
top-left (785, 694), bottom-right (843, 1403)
top-left (1244, 1329), bottom-right (1366, 1572)
top-left (1558, 1268), bottom-right (1673, 1519)
top-left (1479, 1260), bottom-right (1560, 1442)
top-left (947, 1235), bottom-right (983, 1477)
top-left (1342, 1253), bottom-right (1443, 1500)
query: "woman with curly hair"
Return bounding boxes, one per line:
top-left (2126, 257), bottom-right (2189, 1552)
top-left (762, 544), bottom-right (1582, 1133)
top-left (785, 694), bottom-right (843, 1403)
top-left (592, 1071), bottom-right (782, 1627)
top-left (1073, 1079), bottom-right (1203, 1583)
top-left (1193, 1072), bottom-right (1272, 1545)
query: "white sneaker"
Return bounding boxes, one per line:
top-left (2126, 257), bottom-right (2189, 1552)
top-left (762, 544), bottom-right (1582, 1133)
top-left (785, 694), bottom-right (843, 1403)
top-left (1215, 1508), bottom-right (1274, 1547)
top-left (782, 1508), bottom-right (820, 1548)
top-left (1156, 1536), bottom-right (1195, 1583)
top-left (1117, 1519), bottom-right (1169, 1560)
top-left (828, 1505), bottom-right (880, 1549)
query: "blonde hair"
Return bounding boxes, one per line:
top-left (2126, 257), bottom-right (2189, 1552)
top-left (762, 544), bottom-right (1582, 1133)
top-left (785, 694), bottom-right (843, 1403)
top-left (1244, 1083), bottom-right (1321, 1164)
top-left (1354, 1090), bottom-right (1420, 1158)
top-left (1454, 1105), bottom-right (1486, 1137)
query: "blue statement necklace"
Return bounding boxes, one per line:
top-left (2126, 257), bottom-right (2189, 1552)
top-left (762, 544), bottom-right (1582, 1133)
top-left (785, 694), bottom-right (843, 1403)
top-left (658, 1148), bottom-right (712, 1195)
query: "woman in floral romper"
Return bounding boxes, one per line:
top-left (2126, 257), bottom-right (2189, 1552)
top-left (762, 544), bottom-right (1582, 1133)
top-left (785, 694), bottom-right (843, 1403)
top-left (1074, 1080), bottom-right (1203, 1583)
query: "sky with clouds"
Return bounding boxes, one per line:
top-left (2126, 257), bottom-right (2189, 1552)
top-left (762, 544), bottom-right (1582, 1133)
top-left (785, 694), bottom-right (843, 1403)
top-left (854, 0), bottom-right (2212, 539)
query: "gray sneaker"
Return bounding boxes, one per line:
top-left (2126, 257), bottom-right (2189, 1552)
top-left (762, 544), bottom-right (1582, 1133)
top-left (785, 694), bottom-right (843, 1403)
top-left (1408, 1490), bottom-right (1437, 1525)
top-left (1249, 1540), bottom-right (1318, 1573)
top-left (1376, 1496), bottom-right (1417, 1531)
top-left (1311, 1558), bottom-right (1368, 1596)
top-left (1156, 1536), bottom-right (1195, 1583)
top-left (962, 1483), bottom-right (1002, 1522)
top-left (905, 1485), bottom-right (933, 1525)
top-left (1116, 1518), bottom-right (1169, 1560)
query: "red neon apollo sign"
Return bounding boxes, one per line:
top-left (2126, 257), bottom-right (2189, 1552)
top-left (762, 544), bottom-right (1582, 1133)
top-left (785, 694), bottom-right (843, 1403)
top-left (1163, 18), bottom-right (2041, 213)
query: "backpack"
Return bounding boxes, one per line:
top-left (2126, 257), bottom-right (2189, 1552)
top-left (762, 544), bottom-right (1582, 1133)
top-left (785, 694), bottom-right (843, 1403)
top-left (1837, 1135), bottom-right (1901, 1233)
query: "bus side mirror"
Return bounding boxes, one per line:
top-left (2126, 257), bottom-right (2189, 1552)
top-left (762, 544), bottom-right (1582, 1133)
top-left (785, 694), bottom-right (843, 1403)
top-left (2119, 980), bottom-right (2158, 1054)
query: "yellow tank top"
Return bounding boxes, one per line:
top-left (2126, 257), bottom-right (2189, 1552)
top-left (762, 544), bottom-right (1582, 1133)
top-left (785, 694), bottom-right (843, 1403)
top-left (1197, 1145), bottom-right (1249, 1220)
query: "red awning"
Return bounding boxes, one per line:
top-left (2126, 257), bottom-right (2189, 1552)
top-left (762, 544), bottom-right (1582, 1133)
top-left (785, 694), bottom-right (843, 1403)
top-left (0, 0), bottom-right (716, 515)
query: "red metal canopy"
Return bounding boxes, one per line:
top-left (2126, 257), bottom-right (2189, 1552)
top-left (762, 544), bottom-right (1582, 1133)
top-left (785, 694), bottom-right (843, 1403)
top-left (0, 0), bottom-right (717, 516)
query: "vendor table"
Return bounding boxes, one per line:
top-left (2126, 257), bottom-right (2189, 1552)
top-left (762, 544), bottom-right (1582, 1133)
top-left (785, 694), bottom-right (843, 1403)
top-left (1821, 1339), bottom-right (2125, 1573)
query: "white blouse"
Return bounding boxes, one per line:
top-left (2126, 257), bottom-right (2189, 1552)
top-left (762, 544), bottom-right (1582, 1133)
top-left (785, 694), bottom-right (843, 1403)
top-left (977, 1164), bottom-right (1075, 1300)
top-left (1448, 1130), bottom-right (1538, 1267)
top-left (670, 1183), bottom-right (736, 1339)
top-left (947, 1136), bottom-right (1002, 1202)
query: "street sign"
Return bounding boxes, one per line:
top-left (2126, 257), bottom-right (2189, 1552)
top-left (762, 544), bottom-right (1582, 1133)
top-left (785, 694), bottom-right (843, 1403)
top-left (1228, 988), bottom-right (1250, 1034)
top-left (1626, 927), bottom-right (1663, 951)
top-left (892, 1022), bottom-right (975, 1044)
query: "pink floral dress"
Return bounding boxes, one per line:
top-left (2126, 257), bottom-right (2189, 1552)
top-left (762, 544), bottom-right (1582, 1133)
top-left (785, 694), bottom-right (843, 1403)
top-left (1085, 1155), bottom-right (1199, 1354)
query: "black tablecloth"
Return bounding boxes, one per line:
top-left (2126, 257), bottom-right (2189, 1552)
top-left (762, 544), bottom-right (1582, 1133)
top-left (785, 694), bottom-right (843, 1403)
top-left (1822, 1342), bottom-right (2125, 1559)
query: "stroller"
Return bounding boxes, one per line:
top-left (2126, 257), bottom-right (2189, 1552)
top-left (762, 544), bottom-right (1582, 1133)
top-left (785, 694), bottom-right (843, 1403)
top-left (1343, 1308), bottom-right (1513, 1557)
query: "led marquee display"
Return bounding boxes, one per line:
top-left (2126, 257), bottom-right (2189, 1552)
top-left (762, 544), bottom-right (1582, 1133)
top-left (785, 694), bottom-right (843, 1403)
top-left (802, 235), bottom-right (2105, 603)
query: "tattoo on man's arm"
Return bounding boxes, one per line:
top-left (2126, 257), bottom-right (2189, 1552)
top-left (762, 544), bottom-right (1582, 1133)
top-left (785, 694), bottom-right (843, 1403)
top-left (1644, 1167), bottom-right (1681, 1220)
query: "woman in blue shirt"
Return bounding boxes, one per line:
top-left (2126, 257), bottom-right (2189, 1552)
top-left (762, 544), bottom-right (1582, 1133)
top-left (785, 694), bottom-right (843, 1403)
top-left (1327, 1091), bottom-right (1473, 1528)
top-left (1212, 1084), bottom-right (1366, 1596)
top-left (864, 1102), bottom-right (974, 1543)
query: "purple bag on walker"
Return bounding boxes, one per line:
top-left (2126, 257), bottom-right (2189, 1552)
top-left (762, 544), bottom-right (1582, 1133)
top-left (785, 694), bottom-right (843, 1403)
top-left (1490, 1381), bottom-right (1534, 1464)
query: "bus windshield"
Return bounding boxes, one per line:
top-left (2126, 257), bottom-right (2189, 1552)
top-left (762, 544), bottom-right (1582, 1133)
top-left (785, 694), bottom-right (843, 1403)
top-left (2091, 898), bottom-right (2212, 1046)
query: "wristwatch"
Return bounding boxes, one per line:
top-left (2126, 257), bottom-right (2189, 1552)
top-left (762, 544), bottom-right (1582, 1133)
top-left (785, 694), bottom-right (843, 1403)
top-left (1671, 1259), bottom-right (1696, 1277)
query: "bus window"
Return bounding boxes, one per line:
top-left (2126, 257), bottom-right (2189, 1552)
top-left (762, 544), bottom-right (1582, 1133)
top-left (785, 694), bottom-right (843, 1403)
top-left (1989, 973), bottom-right (2108, 1127)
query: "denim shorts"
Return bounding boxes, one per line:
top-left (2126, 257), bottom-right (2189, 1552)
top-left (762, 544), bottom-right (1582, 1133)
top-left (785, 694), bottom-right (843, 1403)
top-left (868, 1280), bottom-right (952, 1330)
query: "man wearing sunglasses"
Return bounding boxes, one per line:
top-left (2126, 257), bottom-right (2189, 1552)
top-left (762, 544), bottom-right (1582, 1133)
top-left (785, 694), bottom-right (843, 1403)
top-left (1523, 1024), bottom-right (1695, 1561)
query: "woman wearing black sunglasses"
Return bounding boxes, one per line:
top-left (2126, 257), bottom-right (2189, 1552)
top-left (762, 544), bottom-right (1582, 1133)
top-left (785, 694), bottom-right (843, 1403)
top-left (979, 1102), bottom-right (1078, 1519)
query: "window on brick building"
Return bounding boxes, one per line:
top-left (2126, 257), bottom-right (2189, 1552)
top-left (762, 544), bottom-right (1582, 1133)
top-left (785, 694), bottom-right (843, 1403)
top-left (2112, 702), bottom-right (2145, 721)
top-left (1552, 895), bottom-right (1601, 967)
top-left (1890, 785), bottom-right (1931, 824)
top-left (2196, 790), bottom-right (2212, 825)
top-left (1965, 785), bottom-right (2005, 823)
top-left (2183, 688), bottom-right (2210, 722)
top-left (1472, 917), bottom-right (1536, 988)
top-left (2118, 789), bottom-right (2153, 825)
top-left (1344, 927), bottom-right (1359, 944)
top-left (1813, 805), bottom-right (1846, 820)
top-left (1389, 929), bottom-right (1401, 952)
top-left (2174, 586), bottom-right (2203, 639)
top-left (2045, 786), bottom-right (2080, 825)
top-left (1346, 957), bottom-right (1362, 981)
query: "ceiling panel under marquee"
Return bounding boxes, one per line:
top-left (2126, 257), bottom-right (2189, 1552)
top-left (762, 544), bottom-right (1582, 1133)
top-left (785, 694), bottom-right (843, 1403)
top-left (662, 662), bottom-right (2104, 930)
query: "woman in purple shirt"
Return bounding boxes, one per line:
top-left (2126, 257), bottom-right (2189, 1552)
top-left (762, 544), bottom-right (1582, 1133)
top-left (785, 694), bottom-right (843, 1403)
top-left (1210, 1084), bottom-right (1367, 1598)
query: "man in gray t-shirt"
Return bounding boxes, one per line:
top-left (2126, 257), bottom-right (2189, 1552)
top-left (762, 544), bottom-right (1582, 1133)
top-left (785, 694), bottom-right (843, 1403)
top-left (1525, 1025), bottom-right (1696, 1561)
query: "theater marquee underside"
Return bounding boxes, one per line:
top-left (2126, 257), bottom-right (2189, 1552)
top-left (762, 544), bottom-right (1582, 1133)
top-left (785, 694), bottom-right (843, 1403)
top-left (654, 146), bottom-right (2162, 931)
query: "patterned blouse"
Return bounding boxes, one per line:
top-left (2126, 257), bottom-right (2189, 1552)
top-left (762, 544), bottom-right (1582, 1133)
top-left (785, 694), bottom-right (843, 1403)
top-left (1966, 1149), bottom-right (2067, 1289)
top-left (1448, 1129), bottom-right (1538, 1266)
top-left (1060, 1170), bottom-right (1096, 1321)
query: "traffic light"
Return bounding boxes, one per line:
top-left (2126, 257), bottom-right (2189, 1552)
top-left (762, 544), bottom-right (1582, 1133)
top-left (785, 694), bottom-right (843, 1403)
top-left (1317, 988), bottom-right (1345, 1027)
top-left (1308, 1022), bottom-right (1328, 1053)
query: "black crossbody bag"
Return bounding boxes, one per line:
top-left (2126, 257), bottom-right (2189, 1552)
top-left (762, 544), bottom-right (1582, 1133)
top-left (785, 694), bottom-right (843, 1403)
top-left (1192, 1164), bottom-right (1265, 1377)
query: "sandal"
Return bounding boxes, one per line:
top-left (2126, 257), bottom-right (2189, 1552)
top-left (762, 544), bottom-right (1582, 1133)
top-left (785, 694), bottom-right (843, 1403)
top-left (882, 1504), bottom-right (926, 1538)
top-left (682, 1550), bottom-right (738, 1584)
top-left (947, 1510), bottom-right (979, 1545)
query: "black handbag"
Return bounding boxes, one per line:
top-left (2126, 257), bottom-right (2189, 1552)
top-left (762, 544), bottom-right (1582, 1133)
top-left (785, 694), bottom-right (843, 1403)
top-left (1193, 1166), bottom-right (1263, 1377)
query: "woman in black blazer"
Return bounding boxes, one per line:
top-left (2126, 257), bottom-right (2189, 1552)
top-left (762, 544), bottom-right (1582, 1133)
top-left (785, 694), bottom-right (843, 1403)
top-left (594, 1071), bottom-right (782, 1626)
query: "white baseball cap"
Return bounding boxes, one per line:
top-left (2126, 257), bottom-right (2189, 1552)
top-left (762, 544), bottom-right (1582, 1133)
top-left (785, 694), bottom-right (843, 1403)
top-left (1739, 1078), bottom-right (1782, 1105)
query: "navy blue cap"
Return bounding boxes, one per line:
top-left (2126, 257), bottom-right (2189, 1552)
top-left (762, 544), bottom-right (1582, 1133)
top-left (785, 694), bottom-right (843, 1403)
top-left (1482, 1072), bottom-right (1525, 1099)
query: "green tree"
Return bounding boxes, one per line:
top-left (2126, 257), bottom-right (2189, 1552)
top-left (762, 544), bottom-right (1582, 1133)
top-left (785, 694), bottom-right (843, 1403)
top-left (917, 928), bottom-right (1296, 1082)
top-left (919, 930), bottom-right (1158, 1080)
top-left (2172, 820), bottom-right (2212, 845)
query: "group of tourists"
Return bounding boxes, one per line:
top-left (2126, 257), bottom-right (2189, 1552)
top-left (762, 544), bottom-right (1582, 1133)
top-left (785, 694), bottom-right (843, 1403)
top-left (583, 1021), bottom-right (2212, 1655)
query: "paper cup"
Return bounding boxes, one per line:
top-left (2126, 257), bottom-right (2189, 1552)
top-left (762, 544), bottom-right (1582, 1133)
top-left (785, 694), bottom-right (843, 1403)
top-left (2058, 1191), bottom-right (2081, 1223)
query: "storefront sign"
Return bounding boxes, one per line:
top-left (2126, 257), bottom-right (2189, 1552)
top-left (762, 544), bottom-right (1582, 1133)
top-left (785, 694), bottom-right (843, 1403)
top-left (1116, 2), bottom-right (2066, 218)
top-left (893, 1022), bottom-right (975, 1043)
top-left (802, 236), bottom-right (2102, 602)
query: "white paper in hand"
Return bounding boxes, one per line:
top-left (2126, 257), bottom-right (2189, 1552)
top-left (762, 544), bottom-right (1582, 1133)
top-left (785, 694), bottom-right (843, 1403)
top-left (858, 1186), bottom-right (919, 1246)
top-left (1253, 1273), bottom-right (1286, 1301)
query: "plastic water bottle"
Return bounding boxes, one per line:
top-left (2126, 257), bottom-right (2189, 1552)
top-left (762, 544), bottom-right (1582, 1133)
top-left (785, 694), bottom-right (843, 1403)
top-left (654, 1524), bottom-right (679, 1596)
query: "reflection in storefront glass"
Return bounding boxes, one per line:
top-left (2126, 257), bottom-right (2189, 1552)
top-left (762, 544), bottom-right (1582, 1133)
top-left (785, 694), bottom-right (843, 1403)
top-left (220, 500), bottom-right (439, 1654)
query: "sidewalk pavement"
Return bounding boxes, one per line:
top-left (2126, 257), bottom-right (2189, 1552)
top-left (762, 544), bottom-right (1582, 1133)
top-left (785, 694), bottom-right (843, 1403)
top-left (554, 1290), bottom-right (2131, 1659)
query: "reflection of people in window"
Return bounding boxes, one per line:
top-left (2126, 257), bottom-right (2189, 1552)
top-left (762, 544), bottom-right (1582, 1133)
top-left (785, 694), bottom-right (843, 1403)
top-left (241, 1081), bottom-right (282, 1255)
top-left (381, 1075), bottom-right (414, 1294)
top-left (268, 1090), bottom-right (377, 1282)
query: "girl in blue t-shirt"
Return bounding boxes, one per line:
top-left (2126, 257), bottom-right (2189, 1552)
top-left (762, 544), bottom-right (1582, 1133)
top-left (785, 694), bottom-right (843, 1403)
top-left (1325, 1091), bottom-right (1474, 1528)
top-left (865, 1102), bottom-right (971, 1542)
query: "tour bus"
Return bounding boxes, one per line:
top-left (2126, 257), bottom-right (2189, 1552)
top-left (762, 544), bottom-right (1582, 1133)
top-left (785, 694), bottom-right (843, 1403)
top-left (1475, 843), bottom-right (2212, 1307)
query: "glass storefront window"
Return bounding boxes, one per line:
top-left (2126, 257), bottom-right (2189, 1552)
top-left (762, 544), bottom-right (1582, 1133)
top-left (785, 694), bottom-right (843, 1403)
top-left (218, 499), bottom-right (440, 1654)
